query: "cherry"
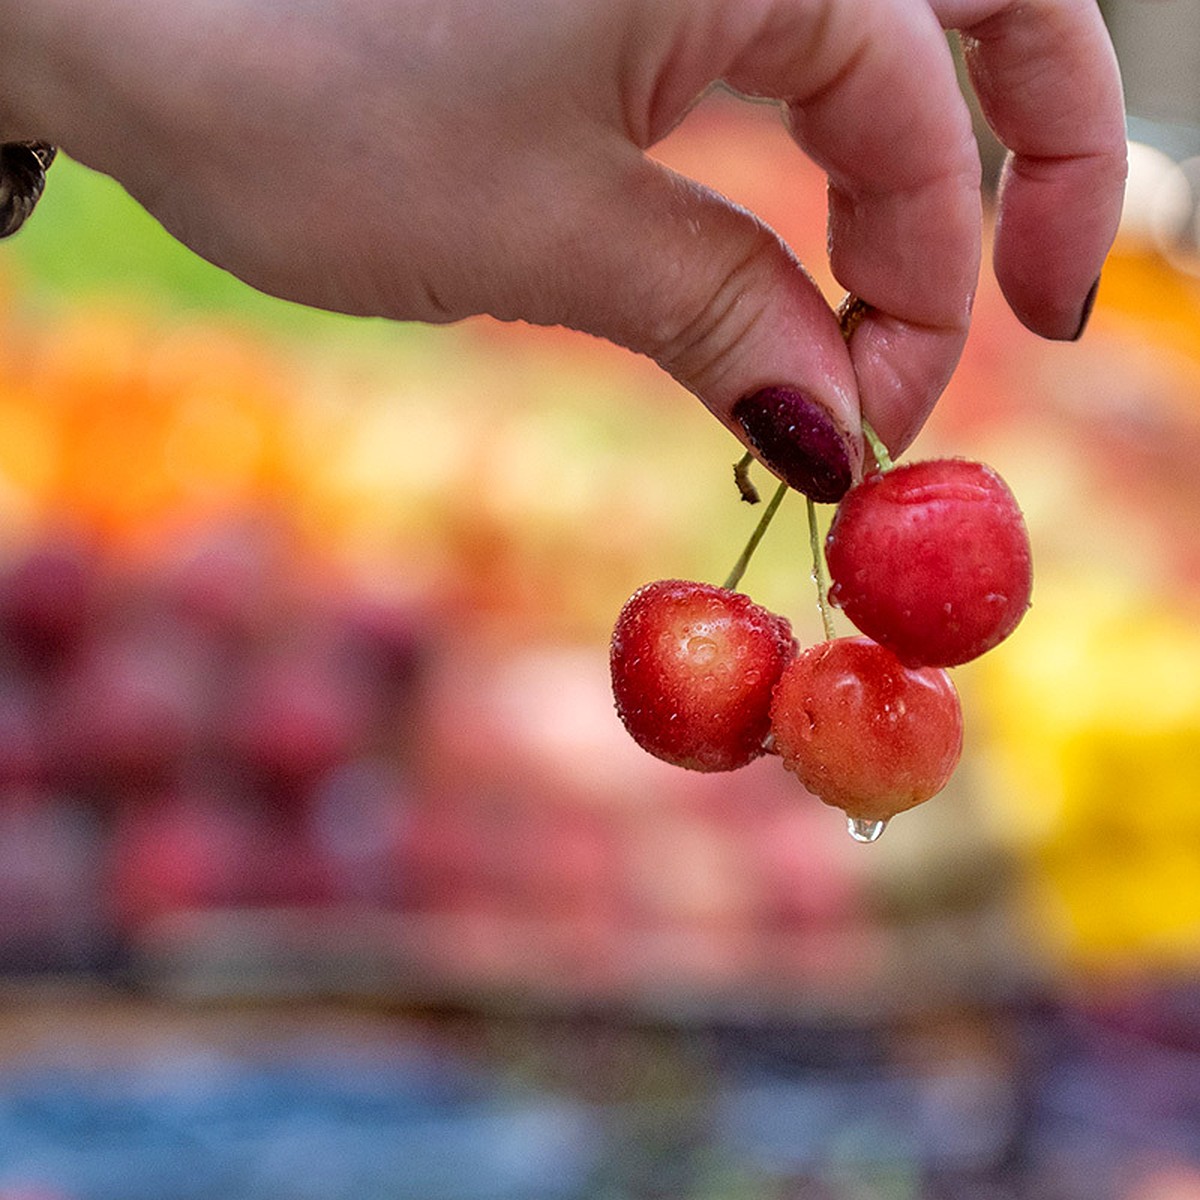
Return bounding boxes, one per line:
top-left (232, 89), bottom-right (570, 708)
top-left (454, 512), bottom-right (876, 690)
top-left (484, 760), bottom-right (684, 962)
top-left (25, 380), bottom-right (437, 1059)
top-left (769, 636), bottom-right (962, 824)
top-left (610, 579), bottom-right (796, 772)
top-left (223, 649), bottom-right (365, 795)
top-left (0, 537), bottom-right (101, 670)
top-left (825, 458), bottom-right (1032, 668)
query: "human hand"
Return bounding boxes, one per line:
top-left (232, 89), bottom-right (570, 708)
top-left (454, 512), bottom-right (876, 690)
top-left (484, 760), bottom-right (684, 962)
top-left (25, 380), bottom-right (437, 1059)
top-left (0, 0), bottom-right (1125, 500)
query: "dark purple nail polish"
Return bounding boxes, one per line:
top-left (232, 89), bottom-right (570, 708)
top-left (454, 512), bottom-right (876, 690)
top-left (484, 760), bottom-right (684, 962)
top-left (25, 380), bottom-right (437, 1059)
top-left (732, 386), bottom-right (853, 503)
top-left (1072, 276), bottom-right (1101, 341)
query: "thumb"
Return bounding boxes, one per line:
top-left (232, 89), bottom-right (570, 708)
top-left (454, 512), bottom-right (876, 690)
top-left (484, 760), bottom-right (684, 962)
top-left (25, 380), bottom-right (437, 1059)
top-left (510, 151), bottom-right (864, 504)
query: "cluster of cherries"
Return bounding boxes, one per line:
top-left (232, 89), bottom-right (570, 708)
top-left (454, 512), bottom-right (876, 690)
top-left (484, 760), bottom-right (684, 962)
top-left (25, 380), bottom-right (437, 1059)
top-left (609, 438), bottom-right (1033, 841)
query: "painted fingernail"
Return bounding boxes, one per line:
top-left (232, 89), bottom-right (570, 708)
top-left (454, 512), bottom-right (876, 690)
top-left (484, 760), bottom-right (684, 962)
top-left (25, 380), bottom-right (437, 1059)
top-left (1072, 275), bottom-right (1101, 341)
top-left (732, 386), bottom-right (854, 503)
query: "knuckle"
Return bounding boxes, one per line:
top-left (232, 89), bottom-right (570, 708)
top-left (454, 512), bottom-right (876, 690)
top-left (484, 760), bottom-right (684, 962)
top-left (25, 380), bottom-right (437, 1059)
top-left (651, 225), bottom-right (781, 392)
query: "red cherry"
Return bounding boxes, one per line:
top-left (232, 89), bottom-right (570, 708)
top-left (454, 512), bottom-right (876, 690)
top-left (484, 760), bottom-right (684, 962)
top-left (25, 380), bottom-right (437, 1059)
top-left (0, 537), bottom-right (101, 669)
top-left (224, 653), bottom-right (365, 794)
top-left (825, 459), bottom-right (1032, 667)
top-left (46, 636), bottom-right (199, 793)
top-left (610, 579), bottom-right (796, 772)
top-left (769, 637), bottom-right (962, 824)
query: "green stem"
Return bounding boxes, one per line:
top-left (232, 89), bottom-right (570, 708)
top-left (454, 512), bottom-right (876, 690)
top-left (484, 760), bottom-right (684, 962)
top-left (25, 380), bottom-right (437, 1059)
top-left (722, 479), bottom-right (788, 591)
top-left (861, 418), bottom-right (893, 472)
top-left (807, 496), bottom-right (836, 640)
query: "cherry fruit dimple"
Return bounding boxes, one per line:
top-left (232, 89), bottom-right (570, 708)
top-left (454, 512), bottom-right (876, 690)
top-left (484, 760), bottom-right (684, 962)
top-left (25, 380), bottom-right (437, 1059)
top-left (769, 636), bottom-right (963, 824)
top-left (610, 579), bottom-right (796, 772)
top-left (825, 458), bottom-right (1032, 668)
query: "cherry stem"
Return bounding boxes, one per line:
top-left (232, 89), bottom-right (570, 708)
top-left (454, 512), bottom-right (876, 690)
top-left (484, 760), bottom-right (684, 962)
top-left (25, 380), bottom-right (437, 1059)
top-left (836, 296), bottom-right (892, 474)
top-left (733, 451), bottom-right (760, 504)
top-left (861, 418), bottom-right (893, 472)
top-left (807, 495), bottom-right (836, 640)
top-left (723, 478), bottom-right (788, 591)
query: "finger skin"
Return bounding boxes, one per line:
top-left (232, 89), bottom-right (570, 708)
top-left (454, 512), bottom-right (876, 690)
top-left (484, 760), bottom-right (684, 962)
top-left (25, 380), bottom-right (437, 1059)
top-left (937, 0), bottom-right (1128, 342)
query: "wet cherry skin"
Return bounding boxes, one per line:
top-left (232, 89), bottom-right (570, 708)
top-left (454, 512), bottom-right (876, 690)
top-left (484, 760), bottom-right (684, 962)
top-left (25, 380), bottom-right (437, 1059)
top-left (768, 636), bottom-right (963, 823)
top-left (825, 459), bottom-right (1033, 668)
top-left (610, 579), bottom-right (796, 772)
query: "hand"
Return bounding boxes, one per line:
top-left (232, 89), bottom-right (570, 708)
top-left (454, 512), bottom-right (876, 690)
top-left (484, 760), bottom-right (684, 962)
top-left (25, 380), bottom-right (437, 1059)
top-left (0, 0), bottom-right (1125, 500)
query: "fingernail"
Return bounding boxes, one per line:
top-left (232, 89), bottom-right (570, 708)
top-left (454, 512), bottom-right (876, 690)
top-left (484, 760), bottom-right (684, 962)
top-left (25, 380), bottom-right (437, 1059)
top-left (732, 386), bottom-right (854, 503)
top-left (1072, 276), bottom-right (1101, 341)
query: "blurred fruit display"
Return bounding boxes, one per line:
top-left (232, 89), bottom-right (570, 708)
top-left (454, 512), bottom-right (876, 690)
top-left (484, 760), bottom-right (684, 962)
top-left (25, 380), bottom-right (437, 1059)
top-left (0, 92), bottom-right (1198, 1020)
top-left (0, 291), bottom-right (896, 1009)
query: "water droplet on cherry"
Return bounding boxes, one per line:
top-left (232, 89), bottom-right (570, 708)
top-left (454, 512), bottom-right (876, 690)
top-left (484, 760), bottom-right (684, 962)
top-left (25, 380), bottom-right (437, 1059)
top-left (847, 816), bottom-right (888, 843)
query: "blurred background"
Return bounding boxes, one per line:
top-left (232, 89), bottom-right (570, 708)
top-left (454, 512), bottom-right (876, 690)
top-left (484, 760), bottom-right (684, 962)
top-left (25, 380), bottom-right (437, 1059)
top-left (0, 4), bottom-right (1199, 1198)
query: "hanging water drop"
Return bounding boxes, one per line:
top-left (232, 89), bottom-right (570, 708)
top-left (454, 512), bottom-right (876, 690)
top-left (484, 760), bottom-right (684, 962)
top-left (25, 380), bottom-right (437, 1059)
top-left (847, 815), bottom-right (888, 843)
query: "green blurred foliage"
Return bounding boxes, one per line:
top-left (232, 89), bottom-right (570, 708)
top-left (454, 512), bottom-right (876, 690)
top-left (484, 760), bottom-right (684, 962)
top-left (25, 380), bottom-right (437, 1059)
top-left (3, 155), bottom-right (404, 344)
